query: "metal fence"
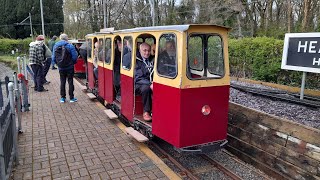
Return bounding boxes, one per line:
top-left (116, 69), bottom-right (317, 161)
top-left (0, 57), bottom-right (30, 179)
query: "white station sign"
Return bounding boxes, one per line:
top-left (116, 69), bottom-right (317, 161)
top-left (282, 33), bottom-right (320, 73)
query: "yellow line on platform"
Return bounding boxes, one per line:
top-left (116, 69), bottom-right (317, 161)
top-left (115, 121), bottom-right (181, 180)
top-left (90, 99), bottom-right (181, 180)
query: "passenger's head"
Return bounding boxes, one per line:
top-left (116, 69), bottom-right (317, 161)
top-left (139, 43), bottom-right (151, 59)
top-left (52, 35), bottom-right (57, 40)
top-left (36, 35), bottom-right (45, 41)
top-left (151, 44), bottom-right (156, 56)
top-left (94, 41), bottom-right (99, 49)
top-left (165, 41), bottom-right (176, 56)
top-left (60, 34), bottom-right (68, 41)
top-left (125, 39), bottom-right (132, 50)
top-left (116, 39), bottom-right (122, 52)
top-left (76, 43), bottom-right (81, 49)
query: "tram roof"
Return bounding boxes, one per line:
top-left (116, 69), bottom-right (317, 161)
top-left (86, 24), bottom-right (230, 37)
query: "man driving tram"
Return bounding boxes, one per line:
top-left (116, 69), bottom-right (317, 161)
top-left (157, 38), bottom-right (177, 77)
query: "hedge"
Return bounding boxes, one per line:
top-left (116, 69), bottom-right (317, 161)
top-left (0, 38), bottom-right (32, 55)
top-left (229, 37), bottom-right (320, 89)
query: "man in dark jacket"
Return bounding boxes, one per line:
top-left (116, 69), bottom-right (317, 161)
top-left (52, 34), bottom-right (78, 103)
top-left (48, 35), bottom-right (57, 69)
top-left (135, 43), bottom-right (153, 121)
top-left (158, 40), bottom-right (177, 76)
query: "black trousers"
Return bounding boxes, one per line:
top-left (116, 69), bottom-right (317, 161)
top-left (43, 58), bottom-right (51, 82)
top-left (59, 69), bottom-right (74, 99)
top-left (135, 84), bottom-right (152, 113)
top-left (31, 64), bottom-right (44, 91)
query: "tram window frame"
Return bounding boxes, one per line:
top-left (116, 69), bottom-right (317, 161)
top-left (207, 35), bottom-right (225, 77)
top-left (122, 36), bottom-right (133, 71)
top-left (87, 39), bottom-right (92, 59)
top-left (187, 33), bottom-right (225, 80)
top-left (105, 38), bottom-right (112, 64)
top-left (98, 38), bottom-right (104, 62)
top-left (156, 33), bottom-right (178, 79)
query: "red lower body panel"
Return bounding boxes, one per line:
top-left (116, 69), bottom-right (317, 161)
top-left (87, 62), bottom-right (94, 89)
top-left (104, 69), bottom-right (113, 103)
top-left (121, 74), bottom-right (134, 121)
top-left (152, 83), bottom-right (229, 148)
top-left (98, 66), bottom-right (104, 98)
top-left (74, 58), bottom-right (85, 73)
top-left (152, 84), bottom-right (181, 146)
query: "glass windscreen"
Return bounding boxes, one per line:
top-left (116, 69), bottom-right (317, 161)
top-left (188, 34), bottom-right (224, 79)
top-left (105, 38), bottom-right (112, 64)
top-left (98, 38), bottom-right (104, 62)
top-left (157, 34), bottom-right (177, 78)
top-left (122, 36), bottom-right (133, 70)
top-left (87, 39), bottom-right (92, 59)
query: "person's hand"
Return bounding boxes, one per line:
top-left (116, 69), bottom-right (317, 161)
top-left (150, 83), bottom-right (153, 91)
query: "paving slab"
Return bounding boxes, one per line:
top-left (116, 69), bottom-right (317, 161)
top-left (12, 69), bottom-right (175, 180)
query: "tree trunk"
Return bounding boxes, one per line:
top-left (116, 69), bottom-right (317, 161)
top-left (301, 0), bottom-right (311, 32)
top-left (287, 0), bottom-right (292, 33)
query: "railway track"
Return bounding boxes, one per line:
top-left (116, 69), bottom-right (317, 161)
top-left (231, 83), bottom-right (320, 108)
top-left (74, 77), bottom-right (273, 179)
top-left (149, 141), bottom-right (261, 180)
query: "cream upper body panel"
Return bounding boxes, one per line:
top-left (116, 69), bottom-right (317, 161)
top-left (86, 25), bottom-right (230, 89)
top-left (180, 26), bottom-right (230, 89)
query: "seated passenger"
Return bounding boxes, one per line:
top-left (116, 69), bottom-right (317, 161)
top-left (123, 39), bottom-right (133, 69)
top-left (135, 43), bottom-right (153, 122)
top-left (93, 42), bottom-right (99, 80)
top-left (158, 40), bottom-right (176, 76)
top-left (151, 44), bottom-right (156, 54)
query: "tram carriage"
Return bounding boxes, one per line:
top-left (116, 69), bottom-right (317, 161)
top-left (68, 39), bottom-right (86, 74)
top-left (85, 24), bottom-right (230, 153)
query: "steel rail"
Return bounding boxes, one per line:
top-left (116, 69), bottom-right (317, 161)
top-left (222, 150), bottom-right (271, 180)
top-left (231, 84), bottom-right (320, 108)
top-left (200, 154), bottom-right (242, 180)
top-left (149, 142), bottom-right (199, 180)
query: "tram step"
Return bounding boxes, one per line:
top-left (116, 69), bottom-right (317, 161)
top-left (104, 109), bottom-right (118, 120)
top-left (125, 127), bottom-right (148, 142)
top-left (79, 85), bottom-right (87, 91)
top-left (86, 93), bottom-right (96, 99)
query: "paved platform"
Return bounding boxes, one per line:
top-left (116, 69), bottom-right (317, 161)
top-left (13, 70), bottom-right (175, 180)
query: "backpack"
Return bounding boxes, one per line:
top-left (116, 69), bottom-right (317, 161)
top-left (55, 45), bottom-right (73, 68)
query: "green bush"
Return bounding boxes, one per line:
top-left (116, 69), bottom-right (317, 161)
top-left (0, 38), bottom-right (32, 55)
top-left (229, 37), bottom-right (320, 89)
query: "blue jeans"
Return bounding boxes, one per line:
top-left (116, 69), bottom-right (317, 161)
top-left (31, 64), bottom-right (44, 91)
top-left (43, 58), bottom-right (51, 82)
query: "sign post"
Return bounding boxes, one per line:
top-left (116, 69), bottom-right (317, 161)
top-left (281, 33), bottom-right (320, 99)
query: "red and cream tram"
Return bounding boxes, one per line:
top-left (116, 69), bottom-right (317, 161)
top-left (85, 25), bottom-right (230, 153)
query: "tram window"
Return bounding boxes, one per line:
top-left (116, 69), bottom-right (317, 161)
top-left (187, 34), bottom-right (224, 79)
top-left (105, 38), bottom-right (112, 64)
top-left (207, 36), bottom-right (224, 77)
top-left (98, 38), bottom-right (104, 62)
top-left (122, 36), bottom-right (133, 70)
top-left (157, 34), bottom-right (177, 78)
top-left (87, 39), bottom-right (92, 59)
top-left (188, 36), bottom-right (204, 71)
top-left (145, 38), bottom-right (154, 45)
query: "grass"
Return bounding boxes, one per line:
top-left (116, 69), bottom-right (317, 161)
top-left (0, 55), bottom-right (21, 71)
